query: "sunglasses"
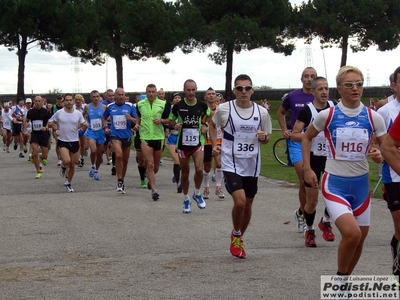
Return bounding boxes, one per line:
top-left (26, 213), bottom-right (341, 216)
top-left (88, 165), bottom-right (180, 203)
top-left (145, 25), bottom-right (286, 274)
top-left (235, 85), bottom-right (252, 92)
top-left (341, 81), bottom-right (363, 89)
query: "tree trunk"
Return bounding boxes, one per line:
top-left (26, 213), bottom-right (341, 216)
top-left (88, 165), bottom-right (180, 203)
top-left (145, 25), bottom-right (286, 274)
top-left (115, 54), bottom-right (123, 88)
top-left (340, 34), bottom-right (349, 67)
top-left (17, 35), bottom-right (28, 99)
top-left (224, 44), bottom-right (234, 101)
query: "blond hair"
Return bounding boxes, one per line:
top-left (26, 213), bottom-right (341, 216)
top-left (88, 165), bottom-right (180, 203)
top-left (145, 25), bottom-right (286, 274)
top-left (336, 66), bottom-right (364, 86)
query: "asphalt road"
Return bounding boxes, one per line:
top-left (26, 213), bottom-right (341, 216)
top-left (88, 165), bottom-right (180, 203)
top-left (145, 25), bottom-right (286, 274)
top-left (0, 144), bottom-right (394, 300)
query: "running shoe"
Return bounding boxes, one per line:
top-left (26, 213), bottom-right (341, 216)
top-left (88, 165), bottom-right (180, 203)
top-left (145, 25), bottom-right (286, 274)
top-left (202, 187), bottom-right (210, 199)
top-left (78, 158), bottom-right (84, 167)
top-left (304, 229), bottom-right (317, 247)
top-left (57, 160), bottom-right (62, 167)
top-left (294, 210), bottom-right (306, 233)
top-left (177, 183), bottom-right (182, 193)
top-left (6, 147), bottom-right (9, 153)
top-left (192, 192), bottom-right (206, 209)
top-left (182, 199), bottom-right (192, 213)
top-left (65, 184), bottom-right (74, 193)
top-left (39, 166), bottom-right (44, 173)
top-left (23, 145), bottom-right (27, 153)
top-left (13, 143), bottom-right (18, 150)
top-left (116, 181), bottom-right (125, 194)
top-left (111, 166), bottom-right (116, 176)
top-left (35, 173), bottom-right (42, 179)
top-left (318, 218), bottom-right (335, 241)
top-left (60, 165), bottom-right (67, 178)
top-left (152, 190), bottom-right (159, 201)
top-left (19, 152), bottom-right (24, 158)
top-left (40, 155), bottom-right (47, 166)
top-left (89, 168), bottom-right (96, 177)
top-left (141, 180), bottom-right (147, 188)
top-left (93, 171), bottom-right (100, 181)
top-left (215, 187), bottom-right (225, 199)
top-left (230, 231), bottom-right (246, 259)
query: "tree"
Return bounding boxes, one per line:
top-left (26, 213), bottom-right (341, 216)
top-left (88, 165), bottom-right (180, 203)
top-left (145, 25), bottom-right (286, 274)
top-left (294, 0), bottom-right (400, 68)
top-left (179, 0), bottom-right (295, 100)
top-left (0, 0), bottom-right (63, 98)
top-left (60, 0), bottom-right (183, 88)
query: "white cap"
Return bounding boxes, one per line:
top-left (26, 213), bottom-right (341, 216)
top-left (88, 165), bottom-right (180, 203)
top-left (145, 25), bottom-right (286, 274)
top-left (26, 98), bottom-right (32, 103)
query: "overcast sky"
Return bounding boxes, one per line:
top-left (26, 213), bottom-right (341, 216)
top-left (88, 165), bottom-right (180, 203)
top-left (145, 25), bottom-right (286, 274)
top-left (0, 0), bottom-right (399, 96)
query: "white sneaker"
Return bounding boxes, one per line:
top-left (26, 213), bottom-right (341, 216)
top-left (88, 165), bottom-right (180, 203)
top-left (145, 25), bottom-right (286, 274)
top-left (215, 187), bottom-right (225, 199)
top-left (203, 187), bottom-right (210, 199)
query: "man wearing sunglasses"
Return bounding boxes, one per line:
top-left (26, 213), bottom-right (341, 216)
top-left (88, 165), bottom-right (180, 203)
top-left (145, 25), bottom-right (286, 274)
top-left (277, 67), bottom-right (317, 233)
top-left (210, 74), bottom-right (272, 259)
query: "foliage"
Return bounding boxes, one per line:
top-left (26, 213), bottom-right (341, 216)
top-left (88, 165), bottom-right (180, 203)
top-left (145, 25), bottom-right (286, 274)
top-left (293, 0), bottom-right (400, 67)
top-left (179, 0), bottom-right (295, 100)
top-left (59, 0), bottom-right (183, 88)
top-left (0, 0), bottom-right (64, 97)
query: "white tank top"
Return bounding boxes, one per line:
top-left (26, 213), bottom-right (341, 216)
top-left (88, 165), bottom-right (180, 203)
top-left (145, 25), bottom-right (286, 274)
top-left (221, 101), bottom-right (262, 176)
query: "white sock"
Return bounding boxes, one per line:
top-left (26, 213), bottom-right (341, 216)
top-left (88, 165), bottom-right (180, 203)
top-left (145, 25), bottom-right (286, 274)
top-left (215, 168), bottom-right (223, 186)
top-left (203, 171), bottom-right (210, 187)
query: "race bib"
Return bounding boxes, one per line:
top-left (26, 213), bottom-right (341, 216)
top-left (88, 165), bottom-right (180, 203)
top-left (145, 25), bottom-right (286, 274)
top-left (32, 120), bottom-right (43, 131)
top-left (311, 131), bottom-right (328, 156)
top-left (182, 128), bottom-right (199, 146)
top-left (113, 115), bottom-right (127, 130)
top-left (335, 128), bottom-right (369, 161)
top-left (91, 118), bottom-right (102, 131)
top-left (233, 132), bottom-right (259, 158)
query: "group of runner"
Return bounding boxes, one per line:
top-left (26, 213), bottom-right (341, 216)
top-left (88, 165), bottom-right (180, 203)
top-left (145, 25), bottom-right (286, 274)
top-left (2, 68), bottom-right (400, 279)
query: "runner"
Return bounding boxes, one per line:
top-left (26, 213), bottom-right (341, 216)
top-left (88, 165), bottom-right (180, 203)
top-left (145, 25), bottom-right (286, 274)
top-left (83, 90), bottom-right (106, 181)
top-left (302, 66), bottom-right (386, 276)
top-left (210, 74), bottom-right (271, 258)
top-left (49, 93), bottom-right (88, 192)
top-left (202, 87), bottom-right (225, 200)
top-left (1, 102), bottom-right (13, 152)
top-left (291, 76), bottom-right (335, 247)
top-left (167, 79), bottom-right (210, 213)
top-left (24, 96), bottom-right (52, 179)
top-left (103, 87), bottom-right (137, 194)
top-left (134, 84), bottom-right (170, 200)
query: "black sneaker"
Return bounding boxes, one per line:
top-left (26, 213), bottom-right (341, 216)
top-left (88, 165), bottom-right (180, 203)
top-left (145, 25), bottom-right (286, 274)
top-left (152, 190), bottom-right (159, 201)
top-left (111, 166), bottom-right (116, 176)
top-left (177, 182), bottom-right (182, 193)
top-left (116, 181), bottom-right (125, 194)
top-left (65, 184), bottom-right (74, 192)
top-left (78, 158), bottom-right (84, 167)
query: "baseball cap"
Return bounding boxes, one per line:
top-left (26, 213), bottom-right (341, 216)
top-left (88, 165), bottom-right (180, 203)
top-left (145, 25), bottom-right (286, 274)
top-left (172, 92), bottom-right (180, 98)
top-left (56, 94), bottom-right (63, 99)
top-left (26, 98), bottom-right (32, 103)
top-left (3, 102), bottom-right (10, 108)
